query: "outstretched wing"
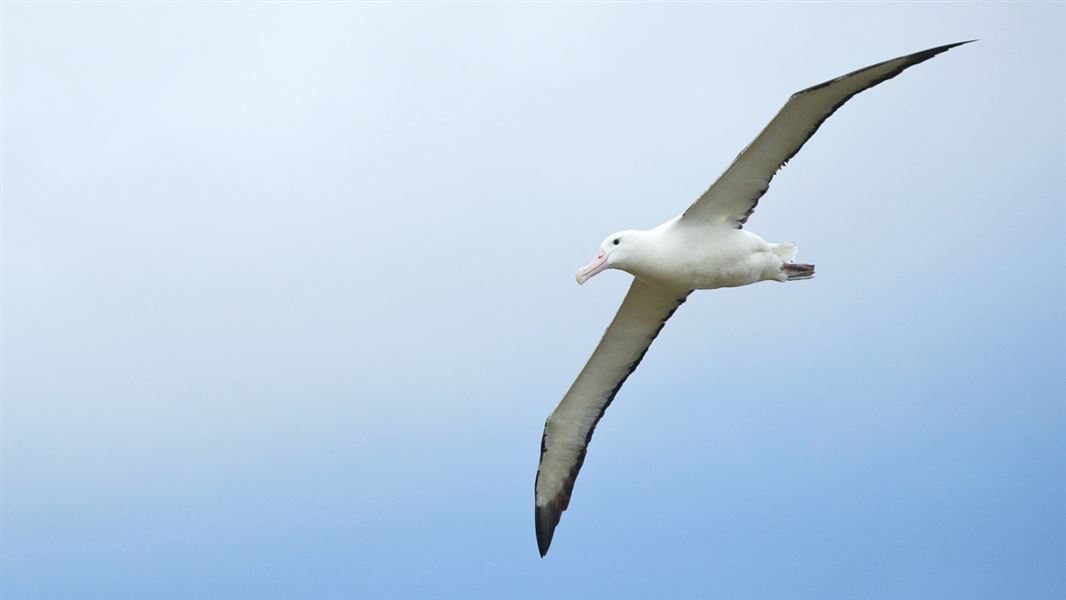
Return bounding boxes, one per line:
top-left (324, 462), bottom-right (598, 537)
top-left (535, 278), bottom-right (691, 556)
top-left (681, 41), bottom-right (973, 229)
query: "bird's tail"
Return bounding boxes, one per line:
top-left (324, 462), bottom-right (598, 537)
top-left (772, 242), bottom-right (798, 262)
top-left (782, 262), bottom-right (815, 280)
top-left (772, 242), bottom-right (814, 281)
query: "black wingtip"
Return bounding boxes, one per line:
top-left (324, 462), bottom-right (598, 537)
top-left (535, 502), bottom-right (558, 557)
top-left (935, 40), bottom-right (978, 53)
top-left (904, 40), bottom-right (976, 65)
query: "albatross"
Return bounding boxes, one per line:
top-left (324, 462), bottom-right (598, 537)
top-left (534, 41), bottom-right (972, 556)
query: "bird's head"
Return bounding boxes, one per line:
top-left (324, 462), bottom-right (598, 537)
top-left (575, 230), bottom-right (640, 285)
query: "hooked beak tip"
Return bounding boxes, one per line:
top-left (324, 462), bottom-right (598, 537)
top-left (576, 249), bottom-right (608, 286)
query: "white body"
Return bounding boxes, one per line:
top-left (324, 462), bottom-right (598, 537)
top-left (534, 41), bottom-right (972, 557)
top-left (614, 218), bottom-right (796, 290)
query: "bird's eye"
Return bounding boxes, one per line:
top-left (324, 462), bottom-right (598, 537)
top-left (612, 239), bottom-right (620, 245)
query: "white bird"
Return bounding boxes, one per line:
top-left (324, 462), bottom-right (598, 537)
top-left (534, 41), bottom-right (972, 556)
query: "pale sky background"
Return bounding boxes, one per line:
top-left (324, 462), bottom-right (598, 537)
top-left (2, 2), bottom-right (1064, 599)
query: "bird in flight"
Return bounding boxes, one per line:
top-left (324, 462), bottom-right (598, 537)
top-left (534, 41), bottom-right (973, 556)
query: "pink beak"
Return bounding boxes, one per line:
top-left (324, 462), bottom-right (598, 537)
top-left (576, 249), bottom-right (608, 285)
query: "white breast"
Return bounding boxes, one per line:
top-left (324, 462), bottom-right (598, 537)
top-left (628, 224), bottom-right (779, 290)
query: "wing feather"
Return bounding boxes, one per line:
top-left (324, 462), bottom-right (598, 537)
top-left (681, 41), bottom-right (973, 228)
top-left (534, 279), bottom-right (691, 556)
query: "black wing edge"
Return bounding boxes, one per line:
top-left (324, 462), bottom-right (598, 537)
top-left (798, 40), bottom-right (976, 97)
top-left (686, 39), bottom-right (976, 228)
top-left (776, 39), bottom-right (976, 169)
top-left (534, 291), bottom-right (691, 557)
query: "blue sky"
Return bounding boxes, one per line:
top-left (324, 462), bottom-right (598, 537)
top-left (2, 2), bottom-right (1064, 599)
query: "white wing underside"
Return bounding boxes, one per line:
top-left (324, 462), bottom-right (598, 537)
top-left (534, 40), bottom-right (972, 556)
top-left (681, 41), bottom-right (972, 229)
top-left (535, 279), bottom-right (690, 555)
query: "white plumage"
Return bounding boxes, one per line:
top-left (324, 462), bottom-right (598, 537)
top-left (535, 41), bottom-right (973, 556)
